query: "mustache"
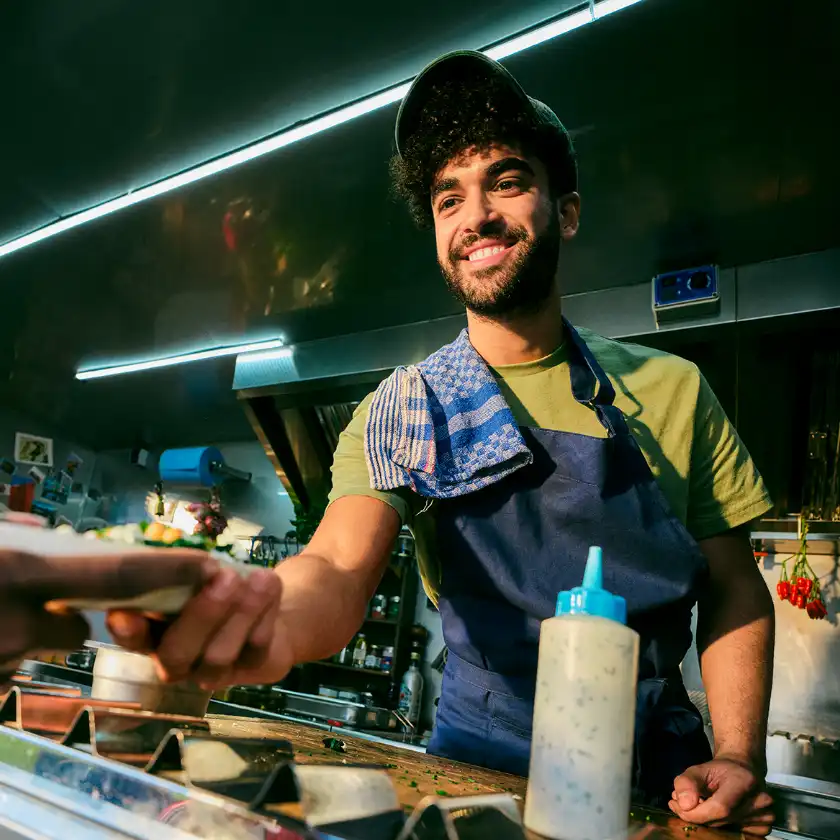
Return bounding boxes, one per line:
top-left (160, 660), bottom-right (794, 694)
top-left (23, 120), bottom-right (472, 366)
top-left (449, 224), bottom-right (529, 262)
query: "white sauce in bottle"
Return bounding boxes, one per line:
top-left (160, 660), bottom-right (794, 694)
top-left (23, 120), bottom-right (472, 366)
top-left (524, 547), bottom-right (640, 840)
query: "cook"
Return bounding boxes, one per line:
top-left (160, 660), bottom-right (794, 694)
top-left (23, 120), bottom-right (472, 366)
top-left (106, 52), bottom-right (776, 834)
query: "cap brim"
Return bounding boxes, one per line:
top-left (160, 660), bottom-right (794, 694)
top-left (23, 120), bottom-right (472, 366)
top-left (395, 51), bottom-right (534, 157)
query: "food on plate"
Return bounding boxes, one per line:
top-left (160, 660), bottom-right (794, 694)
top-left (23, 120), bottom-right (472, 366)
top-left (37, 520), bottom-right (253, 613)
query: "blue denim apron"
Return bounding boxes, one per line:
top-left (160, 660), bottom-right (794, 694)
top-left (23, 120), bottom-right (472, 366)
top-left (426, 322), bottom-right (712, 805)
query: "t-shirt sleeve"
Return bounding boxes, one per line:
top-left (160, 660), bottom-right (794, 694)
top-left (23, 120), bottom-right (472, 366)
top-left (686, 373), bottom-right (773, 540)
top-left (328, 394), bottom-right (413, 524)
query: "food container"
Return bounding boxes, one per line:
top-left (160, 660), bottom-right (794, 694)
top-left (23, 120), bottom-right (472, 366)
top-left (365, 646), bottom-right (381, 670)
top-left (90, 643), bottom-right (212, 717)
top-left (387, 596), bottom-right (401, 618)
top-left (370, 594), bottom-right (387, 619)
top-left (318, 685), bottom-right (339, 699)
top-left (338, 689), bottom-right (362, 703)
top-left (381, 646), bottom-right (394, 673)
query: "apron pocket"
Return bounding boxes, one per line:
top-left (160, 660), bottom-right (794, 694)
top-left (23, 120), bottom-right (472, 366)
top-left (488, 690), bottom-right (534, 739)
top-left (428, 667), bottom-right (494, 767)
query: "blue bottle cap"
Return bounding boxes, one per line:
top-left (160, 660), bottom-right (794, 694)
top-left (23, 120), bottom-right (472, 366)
top-left (555, 546), bottom-right (627, 624)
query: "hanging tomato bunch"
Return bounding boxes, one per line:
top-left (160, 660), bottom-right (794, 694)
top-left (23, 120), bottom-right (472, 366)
top-left (774, 521), bottom-right (827, 620)
top-left (186, 486), bottom-right (228, 541)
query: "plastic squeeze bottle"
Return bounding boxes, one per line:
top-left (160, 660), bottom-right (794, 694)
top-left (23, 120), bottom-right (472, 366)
top-left (524, 546), bottom-right (640, 840)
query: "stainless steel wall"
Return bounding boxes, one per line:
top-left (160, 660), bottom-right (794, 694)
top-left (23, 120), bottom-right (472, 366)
top-left (233, 248), bottom-right (840, 394)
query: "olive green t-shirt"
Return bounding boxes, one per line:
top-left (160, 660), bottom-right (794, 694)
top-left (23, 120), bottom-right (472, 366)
top-left (328, 327), bottom-right (772, 601)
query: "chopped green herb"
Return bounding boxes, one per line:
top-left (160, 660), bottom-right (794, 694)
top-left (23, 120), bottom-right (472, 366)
top-left (436, 790), bottom-right (450, 797)
top-left (409, 780), bottom-right (418, 788)
top-left (322, 737), bottom-right (346, 753)
top-left (433, 774), bottom-right (438, 780)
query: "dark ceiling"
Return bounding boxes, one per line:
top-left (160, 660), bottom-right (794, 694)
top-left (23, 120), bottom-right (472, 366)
top-left (0, 0), bottom-right (838, 452)
top-left (0, 0), bottom-right (581, 245)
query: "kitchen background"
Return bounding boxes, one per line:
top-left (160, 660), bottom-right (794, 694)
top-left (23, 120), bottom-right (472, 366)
top-left (0, 0), bottom-right (838, 779)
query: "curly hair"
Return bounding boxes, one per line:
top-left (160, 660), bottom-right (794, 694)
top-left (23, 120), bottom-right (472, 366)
top-left (390, 73), bottom-right (577, 228)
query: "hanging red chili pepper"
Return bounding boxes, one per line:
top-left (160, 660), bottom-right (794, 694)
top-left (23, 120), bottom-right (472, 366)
top-left (775, 520), bottom-right (828, 618)
top-left (806, 598), bottom-right (827, 620)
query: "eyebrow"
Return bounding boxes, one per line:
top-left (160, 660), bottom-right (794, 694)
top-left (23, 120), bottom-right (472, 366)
top-left (431, 176), bottom-right (459, 201)
top-left (430, 157), bottom-right (536, 202)
top-left (485, 157), bottom-right (535, 180)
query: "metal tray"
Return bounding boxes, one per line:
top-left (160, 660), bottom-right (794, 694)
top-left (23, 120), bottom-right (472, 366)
top-left (271, 689), bottom-right (406, 732)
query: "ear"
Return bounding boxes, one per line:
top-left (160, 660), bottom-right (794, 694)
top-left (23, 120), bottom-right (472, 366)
top-left (556, 193), bottom-right (581, 241)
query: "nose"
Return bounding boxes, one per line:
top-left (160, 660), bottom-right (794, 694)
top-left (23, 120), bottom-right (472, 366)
top-left (461, 190), bottom-right (501, 235)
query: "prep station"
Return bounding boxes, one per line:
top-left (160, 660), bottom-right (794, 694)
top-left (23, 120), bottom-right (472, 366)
top-left (2, 0), bottom-right (840, 837)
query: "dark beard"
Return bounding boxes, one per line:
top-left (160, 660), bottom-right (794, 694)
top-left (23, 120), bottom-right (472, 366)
top-left (439, 212), bottom-right (561, 318)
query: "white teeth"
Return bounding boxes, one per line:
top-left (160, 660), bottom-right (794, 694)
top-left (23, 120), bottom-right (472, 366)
top-left (468, 245), bottom-right (506, 261)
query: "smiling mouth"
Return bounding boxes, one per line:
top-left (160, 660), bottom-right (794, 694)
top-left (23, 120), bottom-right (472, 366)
top-left (463, 243), bottom-right (514, 264)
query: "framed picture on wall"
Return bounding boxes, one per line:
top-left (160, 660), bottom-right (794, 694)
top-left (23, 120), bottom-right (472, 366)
top-left (15, 432), bottom-right (54, 467)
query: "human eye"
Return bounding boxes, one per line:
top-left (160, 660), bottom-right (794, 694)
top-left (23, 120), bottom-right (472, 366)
top-left (494, 177), bottom-right (523, 193)
top-left (437, 195), bottom-right (460, 213)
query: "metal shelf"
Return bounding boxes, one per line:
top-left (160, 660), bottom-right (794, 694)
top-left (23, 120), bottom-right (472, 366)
top-left (310, 661), bottom-right (392, 678)
top-left (363, 617), bottom-right (399, 627)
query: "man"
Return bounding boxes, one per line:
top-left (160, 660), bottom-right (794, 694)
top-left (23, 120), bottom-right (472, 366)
top-left (109, 52), bottom-right (775, 833)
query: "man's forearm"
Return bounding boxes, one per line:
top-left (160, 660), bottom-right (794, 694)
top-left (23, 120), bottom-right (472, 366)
top-left (273, 550), bottom-right (378, 667)
top-left (696, 567), bottom-right (775, 772)
top-left (241, 496), bottom-right (399, 685)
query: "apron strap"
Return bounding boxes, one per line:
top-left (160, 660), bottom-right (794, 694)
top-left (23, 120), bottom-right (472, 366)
top-left (563, 318), bottom-right (629, 437)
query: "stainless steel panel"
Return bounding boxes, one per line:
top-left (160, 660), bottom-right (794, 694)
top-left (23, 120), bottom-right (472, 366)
top-left (766, 777), bottom-right (840, 840)
top-left (562, 267), bottom-right (737, 338)
top-left (234, 314), bottom-right (465, 392)
top-left (738, 250), bottom-right (840, 322)
top-left (234, 249), bottom-right (839, 393)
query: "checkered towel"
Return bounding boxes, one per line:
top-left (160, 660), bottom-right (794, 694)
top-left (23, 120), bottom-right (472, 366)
top-left (365, 329), bottom-right (532, 498)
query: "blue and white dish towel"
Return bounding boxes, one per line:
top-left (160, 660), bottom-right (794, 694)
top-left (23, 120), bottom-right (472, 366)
top-left (364, 329), bottom-right (532, 498)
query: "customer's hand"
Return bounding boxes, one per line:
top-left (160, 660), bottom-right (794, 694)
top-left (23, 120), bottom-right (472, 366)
top-left (106, 566), bottom-right (286, 689)
top-left (0, 517), bottom-right (210, 687)
top-left (670, 758), bottom-right (775, 836)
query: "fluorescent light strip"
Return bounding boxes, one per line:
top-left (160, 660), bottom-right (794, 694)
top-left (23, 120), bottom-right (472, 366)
top-left (237, 346), bottom-right (295, 364)
top-left (1, 0), bottom-right (643, 262)
top-left (76, 338), bottom-right (286, 381)
top-left (484, 6), bottom-right (594, 60)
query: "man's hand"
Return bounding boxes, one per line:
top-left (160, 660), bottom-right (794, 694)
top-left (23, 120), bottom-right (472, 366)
top-left (107, 567), bottom-right (285, 688)
top-left (0, 530), bottom-right (210, 687)
top-left (669, 758), bottom-right (775, 835)
top-left (108, 496), bottom-right (401, 690)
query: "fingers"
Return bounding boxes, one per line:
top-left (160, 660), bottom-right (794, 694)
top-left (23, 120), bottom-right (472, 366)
top-left (673, 766), bottom-right (707, 812)
top-left (107, 611), bottom-right (153, 651)
top-left (739, 809), bottom-right (775, 836)
top-left (195, 599), bottom-right (280, 688)
top-left (154, 568), bottom-right (281, 683)
top-left (11, 549), bottom-right (216, 603)
top-left (1, 605), bottom-right (90, 686)
top-left (31, 610), bottom-right (91, 651)
top-left (670, 785), bottom-right (773, 832)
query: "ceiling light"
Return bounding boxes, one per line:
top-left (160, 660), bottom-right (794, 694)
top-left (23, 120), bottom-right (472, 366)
top-left (1, 0), bottom-right (643, 262)
top-left (76, 338), bottom-right (286, 381)
top-left (235, 346), bottom-right (296, 365)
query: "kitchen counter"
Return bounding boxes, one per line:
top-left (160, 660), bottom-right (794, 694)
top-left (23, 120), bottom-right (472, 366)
top-left (209, 713), bottom-right (737, 839)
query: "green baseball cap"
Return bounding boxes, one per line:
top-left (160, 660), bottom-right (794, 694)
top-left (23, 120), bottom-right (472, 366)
top-left (395, 50), bottom-right (576, 189)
